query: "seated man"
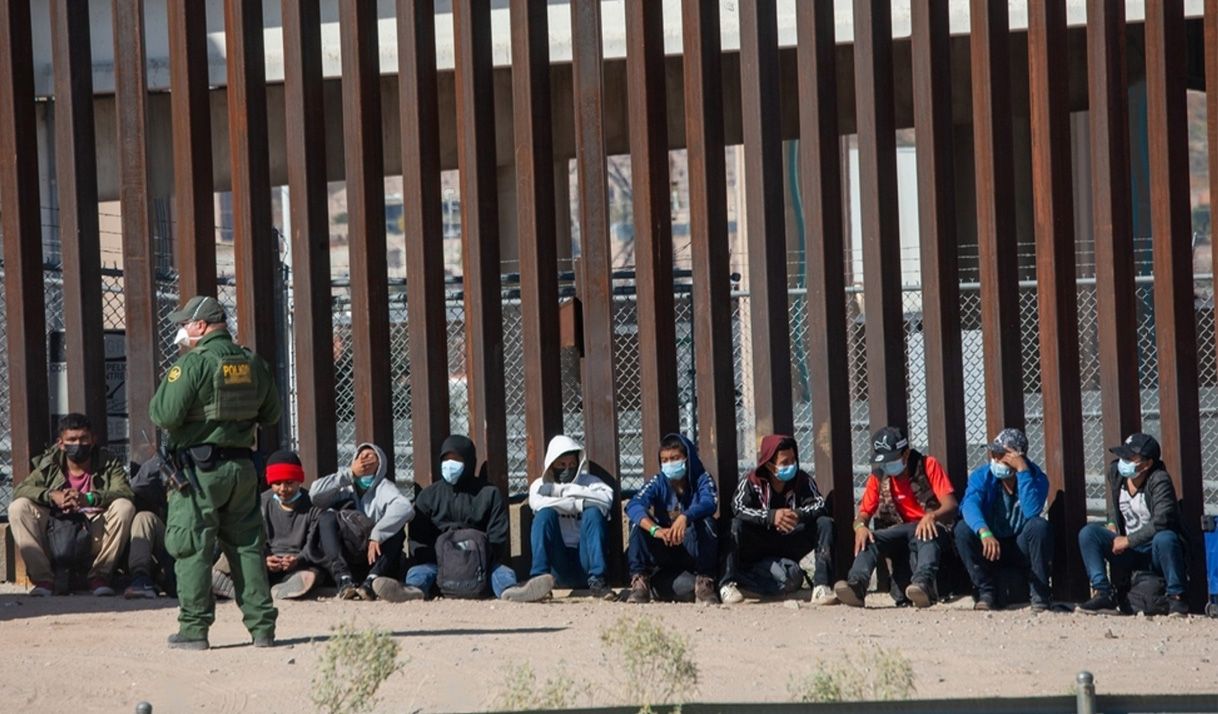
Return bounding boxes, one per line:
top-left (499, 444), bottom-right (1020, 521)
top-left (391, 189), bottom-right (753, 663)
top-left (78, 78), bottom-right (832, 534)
top-left (405, 435), bottom-right (553, 602)
top-left (720, 434), bottom-right (836, 606)
top-left (625, 433), bottom-right (719, 605)
top-left (124, 454), bottom-right (175, 599)
top-left (309, 442), bottom-right (418, 602)
top-left (955, 428), bottom-right (1053, 611)
top-left (528, 435), bottom-right (614, 599)
top-left (1078, 433), bottom-right (1188, 617)
top-left (8, 413), bottom-right (136, 596)
top-left (259, 450), bottom-right (327, 600)
top-left (834, 426), bottom-right (957, 608)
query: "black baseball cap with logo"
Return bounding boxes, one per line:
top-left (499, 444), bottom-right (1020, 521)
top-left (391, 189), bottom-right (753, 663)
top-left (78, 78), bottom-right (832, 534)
top-left (872, 426), bottom-right (908, 464)
top-left (1110, 433), bottom-right (1161, 462)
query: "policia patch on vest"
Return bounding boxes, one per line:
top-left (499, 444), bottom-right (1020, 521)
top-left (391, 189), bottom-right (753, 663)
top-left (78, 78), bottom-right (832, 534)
top-left (222, 362), bottom-right (252, 385)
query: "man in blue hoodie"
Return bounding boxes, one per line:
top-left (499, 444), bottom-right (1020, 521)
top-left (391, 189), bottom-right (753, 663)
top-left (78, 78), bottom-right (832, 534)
top-left (625, 433), bottom-right (719, 604)
top-left (955, 428), bottom-right (1053, 611)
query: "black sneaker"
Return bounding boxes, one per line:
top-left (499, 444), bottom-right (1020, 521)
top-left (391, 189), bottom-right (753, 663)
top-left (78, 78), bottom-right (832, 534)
top-left (586, 577), bottom-right (614, 601)
top-left (1030, 600), bottom-right (1050, 613)
top-left (1168, 596), bottom-right (1189, 618)
top-left (253, 634), bottom-right (275, 648)
top-left (833, 579), bottom-right (866, 608)
top-left (336, 576), bottom-right (359, 600)
top-left (974, 597), bottom-right (995, 611)
top-left (356, 578), bottom-right (377, 601)
top-left (1078, 591), bottom-right (1119, 615)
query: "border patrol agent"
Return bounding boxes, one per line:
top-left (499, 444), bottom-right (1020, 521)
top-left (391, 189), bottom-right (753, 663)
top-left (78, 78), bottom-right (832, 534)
top-left (150, 295), bottom-right (281, 650)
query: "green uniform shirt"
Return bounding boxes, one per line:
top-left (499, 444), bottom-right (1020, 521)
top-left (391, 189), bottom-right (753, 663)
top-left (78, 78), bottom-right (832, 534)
top-left (149, 330), bottom-right (281, 449)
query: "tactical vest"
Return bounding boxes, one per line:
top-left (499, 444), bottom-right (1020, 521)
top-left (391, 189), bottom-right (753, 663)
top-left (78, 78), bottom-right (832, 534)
top-left (873, 449), bottom-right (940, 530)
top-left (191, 339), bottom-right (262, 423)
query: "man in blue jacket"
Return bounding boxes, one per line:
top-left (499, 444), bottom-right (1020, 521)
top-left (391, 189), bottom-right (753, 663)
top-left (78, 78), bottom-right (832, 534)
top-left (954, 428), bottom-right (1053, 611)
top-left (625, 433), bottom-right (719, 604)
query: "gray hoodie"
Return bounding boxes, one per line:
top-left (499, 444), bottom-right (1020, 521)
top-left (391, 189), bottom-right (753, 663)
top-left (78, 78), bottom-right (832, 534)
top-left (309, 442), bottom-right (414, 543)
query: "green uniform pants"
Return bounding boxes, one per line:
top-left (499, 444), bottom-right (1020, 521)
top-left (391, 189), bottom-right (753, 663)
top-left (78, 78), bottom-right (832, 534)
top-left (165, 458), bottom-right (276, 641)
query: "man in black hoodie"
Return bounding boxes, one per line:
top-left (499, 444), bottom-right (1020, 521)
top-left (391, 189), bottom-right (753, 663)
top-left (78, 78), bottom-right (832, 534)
top-left (403, 435), bottom-right (553, 602)
top-left (1078, 433), bottom-right (1188, 617)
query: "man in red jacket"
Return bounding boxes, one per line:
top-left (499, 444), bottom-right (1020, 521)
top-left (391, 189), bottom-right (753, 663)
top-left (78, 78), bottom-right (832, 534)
top-left (834, 426), bottom-right (958, 608)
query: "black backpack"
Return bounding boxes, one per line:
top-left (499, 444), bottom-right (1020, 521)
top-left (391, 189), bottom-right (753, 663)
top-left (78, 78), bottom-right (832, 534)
top-left (435, 528), bottom-right (490, 599)
top-left (46, 512), bottom-right (92, 577)
top-left (1127, 570), bottom-right (1169, 616)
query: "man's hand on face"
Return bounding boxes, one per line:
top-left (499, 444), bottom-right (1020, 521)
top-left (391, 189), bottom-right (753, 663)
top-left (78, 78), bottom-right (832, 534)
top-left (351, 451), bottom-right (378, 477)
top-left (1002, 448), bottom-right (1028, 474)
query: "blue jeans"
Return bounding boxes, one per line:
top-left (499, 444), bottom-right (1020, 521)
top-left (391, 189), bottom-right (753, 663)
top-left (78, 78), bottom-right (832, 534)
top-left (955, 517), bottom-right (1053, 605)
top-left (1078, 523), bottom-right (1187, 597)
top-left (529, 507), bottom-right (608, 586)
top-left (403, 561), bottom-right (518, 599)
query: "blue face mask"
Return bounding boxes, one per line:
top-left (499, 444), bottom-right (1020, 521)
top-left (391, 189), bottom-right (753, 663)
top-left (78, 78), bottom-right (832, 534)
top-left (441, 459), bottom-right (464, 485)
top-left (661, 460), bottom-right (687, 480)
top-left (990, 460), bottom-right (1013, 479)
top-left (355, 475), bottom-right (375, 491)
top-left (881, 460), bottom-right (905, 477)
top-left (273, 490), bottom-right (303, 505)
top-left (775, 464), bottom-right (797, 482)
top-left (1117, 459), bottom-right (1138, 478)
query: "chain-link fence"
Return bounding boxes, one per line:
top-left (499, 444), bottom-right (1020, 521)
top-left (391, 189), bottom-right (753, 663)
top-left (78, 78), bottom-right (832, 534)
top-left (2, 265), bottom-right (1217, 517)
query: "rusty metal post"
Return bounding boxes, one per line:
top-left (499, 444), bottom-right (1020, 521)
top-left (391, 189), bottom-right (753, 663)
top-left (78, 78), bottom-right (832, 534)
top-left (969, 0), bottom-right (1025, 434)
top-left (282, 0), bottom-right (337, 479)
top-left (225, 0), bottom-right (280, 453)
top-left (50, 0), bottom-right (107, 443)
top-left (1028, 0), bottom-right (1087, 600)
top-left (911, 0), bottom-right (967, 486)
top-left (510, 0), bottom-right (562, 481)
top-left (399, 0), bottom-right (450, 487)
top-left (572, 0), bottom-right (624, 582)
top-left (0, 0), bottom-right (50, 479)
top-left (853, 0), bottom-right (906, 434)
top-left (167, 0), bottom-right (216, 298)
top-left (453, 0), bottom-right (508, 490)
top-left (740, 0), bottom-right (793, 438)
top-left (1087, 0), bottom-right (1141, 452)
top-left (682, 0), bottom-right (737, 514)
top-left (1145, 0), bottom-right (1207, 611)
top-left (339, 0), bottom-right (394, 463)
top-left (625, 0), bottom-right (679, 477)
top-left (797, 0), bottom-right (853, 576)
top-left (112, 0), bottom-right (159, 462)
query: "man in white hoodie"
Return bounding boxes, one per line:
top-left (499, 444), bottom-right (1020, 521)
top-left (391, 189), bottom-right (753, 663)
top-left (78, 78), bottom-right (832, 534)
top-left (528, 435), bottom-right (615, 599)
top-left (308, 442), bottom-right (418, 602)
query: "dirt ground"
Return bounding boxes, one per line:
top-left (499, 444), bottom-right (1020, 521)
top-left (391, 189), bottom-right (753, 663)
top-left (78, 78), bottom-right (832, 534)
top-left (1, 583), bottom-right (1214, 713)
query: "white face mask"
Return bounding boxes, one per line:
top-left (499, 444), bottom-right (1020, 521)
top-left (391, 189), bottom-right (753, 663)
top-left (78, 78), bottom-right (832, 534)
top-left (173, 326), bottom-right (192, 348)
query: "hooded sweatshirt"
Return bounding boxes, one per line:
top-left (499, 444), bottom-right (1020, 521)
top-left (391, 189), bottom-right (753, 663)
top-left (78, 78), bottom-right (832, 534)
top-left (625, 433), bottom-right (718, 528)
top-left (309, 442), bottom-right (414, 544)
top-left (410, 435), bottom-right (510, 563)
top-left (528, 435), bottom-right (615, 548)
top-left (732, 435), bottom-right (826, 527)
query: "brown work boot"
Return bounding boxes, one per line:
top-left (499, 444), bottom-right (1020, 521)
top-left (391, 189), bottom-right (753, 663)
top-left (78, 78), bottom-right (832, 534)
top-left (627, 574), bottom-right (651, 604)
top-left (694, 575), bottom-right (719, 605)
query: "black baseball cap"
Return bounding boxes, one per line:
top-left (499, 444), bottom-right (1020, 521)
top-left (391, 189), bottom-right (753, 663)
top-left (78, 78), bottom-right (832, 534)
top-left (872, 426), bottom-right (908, 464)
top-left (1110, 433), bottom-right (1161, 461)
top-left (168, 295), bottom-right (227, 324)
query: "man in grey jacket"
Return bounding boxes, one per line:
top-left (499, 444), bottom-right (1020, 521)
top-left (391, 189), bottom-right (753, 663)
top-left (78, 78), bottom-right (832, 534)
top-left (1077, 433), bottom-right (1188, 617)
top-left (309, 442), bottom-right (418, 602)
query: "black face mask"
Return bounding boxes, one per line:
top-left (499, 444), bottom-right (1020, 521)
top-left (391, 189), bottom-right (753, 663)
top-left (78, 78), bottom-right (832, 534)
top-left (63, 443), bottom-right (92, 465)
top-left (556, 466), bottom-right (578, 483)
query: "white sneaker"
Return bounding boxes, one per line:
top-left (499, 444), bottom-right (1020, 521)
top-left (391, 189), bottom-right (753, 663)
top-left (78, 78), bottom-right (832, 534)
top-left (719, 582), bottom-right (744, 605)
top-left (812, 584), bottom-right (839, 606)
top-left (500, 573), bottom-right (554, 603)
top-left (29, 584), bottom-right (51, 597)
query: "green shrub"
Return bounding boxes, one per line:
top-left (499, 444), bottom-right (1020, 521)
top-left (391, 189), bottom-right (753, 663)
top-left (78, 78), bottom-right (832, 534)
top-left (311, 622), bottom-right (404, 714)
top-left (600, 615), bottom-right (698, 709)
top-left (788, 647), bottom-right (916, 703)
